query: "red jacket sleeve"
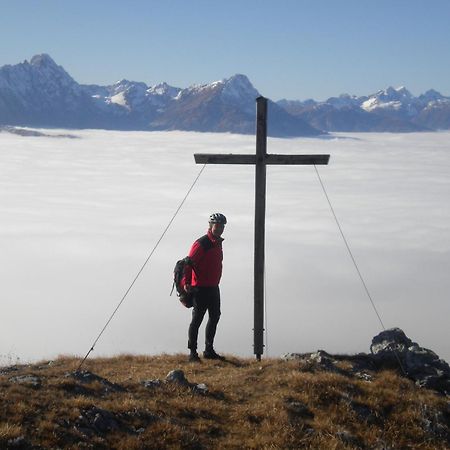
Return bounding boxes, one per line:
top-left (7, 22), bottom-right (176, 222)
top-left (181, 240), bottom-right (205, 288)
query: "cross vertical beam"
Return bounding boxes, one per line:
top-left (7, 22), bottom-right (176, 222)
top-left (254, 97), bottom-right (267, 360)
top-left (193, 97), bottom-right (330, 360)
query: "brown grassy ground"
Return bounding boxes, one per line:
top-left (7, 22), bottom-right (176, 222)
top-left (0, 354), bottom-right (449, 449)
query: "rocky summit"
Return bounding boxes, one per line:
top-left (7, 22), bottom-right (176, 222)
top-left (0, 328), bottom-right (449, 449)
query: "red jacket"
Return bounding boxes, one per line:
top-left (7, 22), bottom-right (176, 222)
top-left (182, 230), bottom-right (223, 288)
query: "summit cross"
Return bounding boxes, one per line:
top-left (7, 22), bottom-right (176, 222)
top-left (194, 96), bottom-right (330, 360)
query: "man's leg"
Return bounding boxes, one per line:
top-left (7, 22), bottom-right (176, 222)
top-left (188, 290), bottom-right (208, 354)
top-left (205, 287), bottom-right (221, 354)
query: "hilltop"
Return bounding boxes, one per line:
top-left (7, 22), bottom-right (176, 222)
top-left (1, 330), bottom-right (449, 449)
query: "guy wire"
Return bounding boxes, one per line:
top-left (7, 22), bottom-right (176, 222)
top-left (77, 162), bottom-right (208, 372)
top-left (313, 164), bottom-right (407, 376)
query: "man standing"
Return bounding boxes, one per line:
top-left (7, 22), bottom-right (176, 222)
top-left (182, 213), bottom-right (227, 362)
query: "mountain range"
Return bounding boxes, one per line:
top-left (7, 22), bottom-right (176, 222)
top-left (277, 86), bottom-right (450, 132)
top-left (1, 54), bottom-right (449, 136)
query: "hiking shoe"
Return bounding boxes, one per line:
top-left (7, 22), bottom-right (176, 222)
top-left (189, 352), bottom-right (201, 363)
top-left (203, 349), bottom-right (225, 360)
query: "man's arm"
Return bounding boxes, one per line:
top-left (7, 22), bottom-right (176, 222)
top-left (181, 240), bottom-right (205, 291)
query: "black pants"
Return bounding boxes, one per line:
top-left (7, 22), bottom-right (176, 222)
top-left (188, 286), bottom-right (221, 351)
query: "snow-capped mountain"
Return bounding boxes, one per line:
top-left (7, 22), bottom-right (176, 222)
top-left (360, 86), bottom-right (420, 119)
top-left (149, 74), bottom-right (319, 136)
top-left (277, 86), bottom-right (450, 132)
top-left (0, 55), bottom-right (319, 136)
top-left (1, 54), bottom-right (449, 134)
top-left (361, 86), bottom-right (411, 109)
top-left (0, 54), bottom-right (110, 128)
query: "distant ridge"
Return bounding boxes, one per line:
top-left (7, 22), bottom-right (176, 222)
top-left (0, 54), bottom-right (320, 137)
top-left (1, 54), bottom-right (450, 135)
top-left (277, 86), bottom-right (450, 132)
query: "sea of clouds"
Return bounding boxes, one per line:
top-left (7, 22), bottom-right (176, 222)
top-left (1, 129), bottom-right (449, 365)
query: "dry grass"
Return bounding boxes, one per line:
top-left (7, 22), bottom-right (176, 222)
top-left (0, 354), bottom-right (448, 449)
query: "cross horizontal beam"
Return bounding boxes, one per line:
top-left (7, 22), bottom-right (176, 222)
top-left (194, 153), bottom-right (330, 165)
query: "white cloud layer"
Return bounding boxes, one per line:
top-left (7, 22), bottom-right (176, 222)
top-left (1, 129), bottom-right (449, 365)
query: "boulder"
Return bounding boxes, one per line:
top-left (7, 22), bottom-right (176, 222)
top-left (371, 328), bottom-right (450, 395)
top-left (370, 328), bottom-right (413, 359)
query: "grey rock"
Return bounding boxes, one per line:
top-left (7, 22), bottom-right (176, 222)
top-left (6, 436), bottom-right (27, 448)
top-left (285, 328), bottom-right (449, 396)
top-left (67, 370), bottom-right (125, 393)
top-left (284, 350), bottom-right (339, 371)
top-left (354, 372), bottom-right (373, 382)
top-left (336, 430), bottom-right (363, 447)
top-left (9, 374), bottom-right (41, 387)
top-left (142, 379), bottom-right (163, 389)
top-left (420, 404), bottom-right (450, 442)
top-left (76, 406), bottom-right (121, 435)
top-left (416, 372), bottom-right (450, 394)
top-left (308, 350), bottom-right (337, 368)
top-left (193, 383), bottom-right (209, 395)
top-left (0, 365), bottom-right (19, 375)
top-left (284, 398), bottom-right (314, 421)
top-left (164, 370), bottom-right (210, 395)
top-left (166, 369), bottom-right (188, 385)
top-left (371, 328), bottom-right (450, 395)
top-left (370, 327), bottom-right (413, 359)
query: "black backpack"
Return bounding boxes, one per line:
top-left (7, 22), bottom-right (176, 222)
top-left (171, 235), bottom-right (214, 308)
top-left (171, 256), bottom-right (196, 308)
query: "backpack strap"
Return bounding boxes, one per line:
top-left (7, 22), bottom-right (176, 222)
top-left (196, 234), bottom-right (214, 252)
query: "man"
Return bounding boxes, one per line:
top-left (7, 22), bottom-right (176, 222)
top-left (182, 213), bottom-right (227, 362)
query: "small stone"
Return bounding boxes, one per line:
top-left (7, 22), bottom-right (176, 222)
top-left (7, 436), bottom-right (27, 448)
top-left (354, 371), bottom-right (373, 382)
top-left (142, 379), bottom-right (163, 388)
top-left (193, 383), bottom-right (208, 394)
top-left (166, 369), bottom-right (188, 385)
top-left (284, 399), bottom-right (314, 420)
top-left (9, 374), bottom-right (41, 387)
top-left (337, 430), bottom-right (363, 447)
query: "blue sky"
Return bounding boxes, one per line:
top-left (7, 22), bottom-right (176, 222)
top-left (1, 0), bottom-right (450, 100)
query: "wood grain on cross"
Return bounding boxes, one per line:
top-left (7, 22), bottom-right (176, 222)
top-left (194, 97), bottom-right (330, 360)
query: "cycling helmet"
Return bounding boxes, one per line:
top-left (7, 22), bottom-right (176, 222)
top-left (209, 213), bottom-right (227, 224)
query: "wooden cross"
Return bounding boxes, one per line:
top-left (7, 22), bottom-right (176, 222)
top-left (194, 97), bottom-right (330, 360)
